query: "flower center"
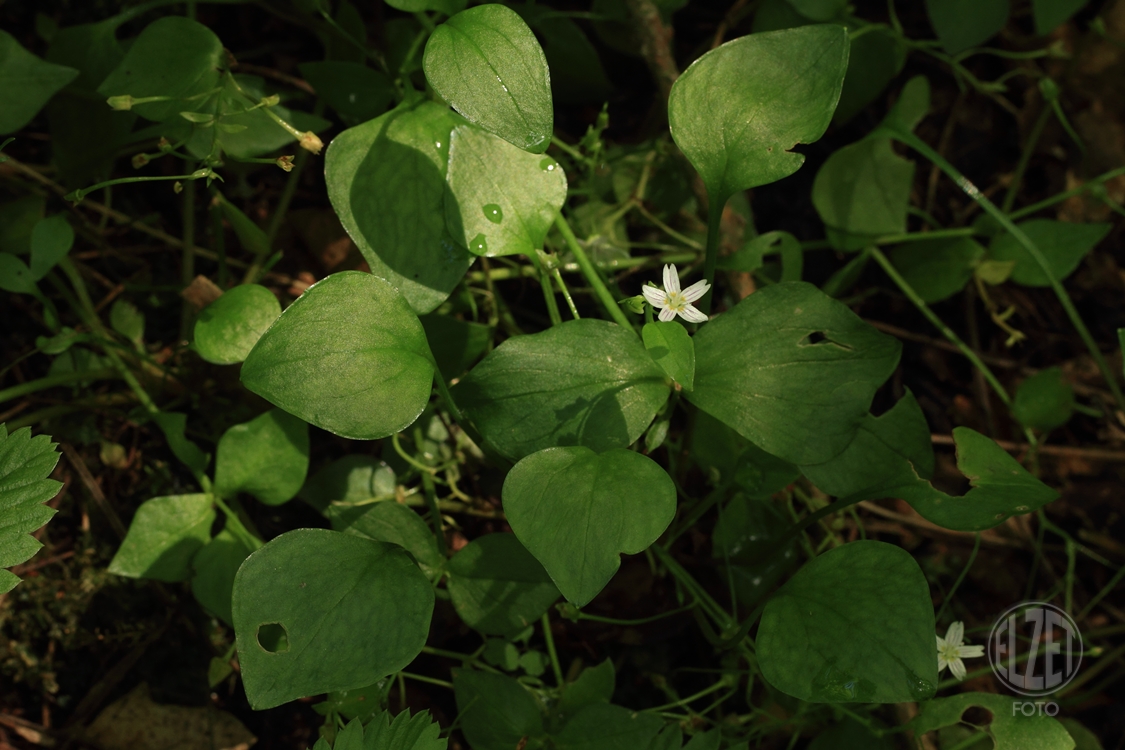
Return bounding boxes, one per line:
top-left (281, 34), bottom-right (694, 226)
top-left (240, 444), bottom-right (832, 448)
top-left (666, 290), bottom-right (688, 311)
top-left (939, 642), bottom-right (961, 662)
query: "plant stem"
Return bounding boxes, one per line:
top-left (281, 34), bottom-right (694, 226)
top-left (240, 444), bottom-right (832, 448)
top-left (552, 268), bottom-right (580, 319)
top-left (399, 672), bottom-right (454, 689)
top-left (644, 679), bottom-right (729, 713)
top-left (651, 545), bottom-right (731, 629)
top-left (213, 495), bottom-right (262, 551)
top-left (421, 471), bottom-right (448, 557)
top-left (576, 602), bottom-right (697, 626)
top-left (541, 613), bottom-right (565, 686)
top-left (700, 198), bottom-right (724, 315)
top-left (0, 369), bottom-right (120, 405)
top-left (1009, 166), bottom-right (1125, 219)
top-left (869, 247), bottom-right (1018, 411)
top-left (529, 252), bottom-right (562, 326)
top-left (934, 533), bottom-right (981, 625)
top-left (886, 128), bottom-right (1125, 409)
top-left (553, 213), bottom-right (633, 329)
top-left (1001, 105), bottom-right (1052, 214)
top-left (181, 169), bottom-right (196, 339)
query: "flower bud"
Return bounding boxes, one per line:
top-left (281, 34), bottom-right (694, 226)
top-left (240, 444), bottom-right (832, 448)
top-left (298, 131), bottom-right (323, 155)
top-left (107, 95), bottom-right (134, 111)
top-left (173, 181), bottom-right (183, 194)
top-left (261, 94), bottom-right (280, 107)
top-left (131, 153), bottom-right (150, 169)
top-left (157, 137), bottom-right (172, 152)
top-left (276, 155), bottom-right (295, 172)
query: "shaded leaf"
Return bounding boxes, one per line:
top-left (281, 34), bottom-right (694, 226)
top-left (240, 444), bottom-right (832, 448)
top-left (0, 29), bottom-right (78, 134)
top-left (988, 219), bottom-right (1110, 287)
top-left (346, 502), bottom-right (443, 581)
top-left (642, 321), bottom-right (695, 391)
top-left (453, 670), bottom-right (546, 750)
top-left (914, 693), bottom-right (1076, 750)
top-left (233, 529), bottom-right (434, 709)
top-left (813, 137), bottom-right (914, 249)
top-left (503, 447), bottom-right (676, 606)
top-left (213, 408), bottom-right (310, 506)
top-left (0, 425), bottom-right (62, 594)
top-left (108, 494), bottom-right (215, 582)
top-left (925, 0), bottom-right (1009, 54)
top-left (890, 237), bottom-right (985, 303)
top-left (194, 284), bottom-right (281, 365)
top-left (758, 541), bottom-right (937, 703)
top-left (29, 214), bottom-right (74, 280)
top-left (242, 272), bottom-right (435, 440)
top-left (1013, 367), bottom-right (1074, 432)
top-left (191, 527), bottom-right (254, 625)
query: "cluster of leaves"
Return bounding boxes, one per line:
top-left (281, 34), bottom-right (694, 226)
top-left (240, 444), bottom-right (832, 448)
top-left (1, 0), bottom-right (1121, 748)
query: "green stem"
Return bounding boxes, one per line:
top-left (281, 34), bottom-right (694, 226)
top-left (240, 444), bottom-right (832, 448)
top-left (529, 253), bottom-right (562, 326)
top-left (1010, 165), bottom-right (1125, 219)
top-left (886, 128), bottom-right (1125, 409)
top-left (553, 213), bottom-right (633, 329)
top-left (421, 471), bottom-right (448, 557)
top-left (552, 268), bottom-right (580, 319)
top-left (1002, 105), bottom-right (1052, 214)
top-left (575, 602), bottom-right (697, 626)
top-left (399, 671), bottom-right (454, 689)
top-left (181, 167), bottom-right (196, 339)
top-left (644, 679), bottom-right (729, 713)
top-left (213, 495), bottom-right (262, 551)
top-left (541, 613), bottom-right (565, 686)
top-left (934, 533), bottom-right (981, 625)
top-left (700, 198), bottom-right (724, 315)
top-left (265, 100), bottom-right (326, 247)
top-left (1078, 561), bottom-right (1125, 621)
top-left (651, 545), bottom-right (732, 629)
top-left (65, 170), bottom-right (214, 202)
top-left (869, 248), bottom-right (1020, 412)
top-left (0, 369), bottom-right (120, 405)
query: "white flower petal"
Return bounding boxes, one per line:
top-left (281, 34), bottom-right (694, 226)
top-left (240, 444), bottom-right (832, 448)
top-left (658, 306), bottom-right (677, 322)
top-left (678, 304), bottom-right (708, 323)
top-left (936, 635), bottom-right (946, 649)
top-left (957, 645), bottom-right (985, 659)
top-left (949, 657), bottom-right (967, 681)
top-left (681, 279), bottom-right (710, 303)
top-left (642, 286), bottom-right (668, 308)
top-left (946, 621), bottom-right (965, 648)
top-left (937, 653), bottom-right (949, 673)
top-left (663, 264), bottom-right (681, 294)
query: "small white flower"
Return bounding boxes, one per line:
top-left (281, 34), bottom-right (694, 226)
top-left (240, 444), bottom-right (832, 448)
top-left (937, 621), bottom-right (985, 681)
top-left (642, 264), bottom-right (710, 323)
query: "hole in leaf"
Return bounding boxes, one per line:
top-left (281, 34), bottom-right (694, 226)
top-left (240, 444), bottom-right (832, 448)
top-left (797, 331), bottom-right (854, 351)
top-left (257, 622), bottom-right (289, 653)
top-left (960, 705), bottom-right (994, 727)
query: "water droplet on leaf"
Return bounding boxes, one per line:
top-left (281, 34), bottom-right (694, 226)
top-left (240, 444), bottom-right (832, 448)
top-left (539, 157), bottom-right (557, 171)
top-left (469, 233), bottom-right (488, 254)
top-left (482, 204), bottom-right (503, 224)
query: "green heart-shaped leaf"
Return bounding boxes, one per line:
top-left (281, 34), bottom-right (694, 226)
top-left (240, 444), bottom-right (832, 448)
top-left (687, 282), bottom-right (901, 465)
top-left (97, 17), bottom-right (223, 122)
top-left (213, 408), bottom-right (309, 506)
top-left (423, 4), bottom-right (553, 153)
top-left (444, 125), bottom-right (567, 257)
top-left (914, 692), bottom-right (1076, 749)
top-left (988, 219), bottom-right (1110, 287)
top-left (446, 532), bottom-right (560, 636)
top-left (233, 528), bottom-right (434, 709)
top-left (345, 502), bottom-right (443, 581)
top-left (0, 30), bottom-right (78, 135)
top-left (890, 237), bottom-right (985, 303)
top-left (642, 321), bottom-right (695, 391)
top-left (758, 540), bottom-right (937, 703)
top-left (191, 527), bottom-right (254, 625)
top-left (668, 25), bottom-right (848, 204)
top-left (812, 137), bottom-right (914, 249)
top-left (925, 0), bottom-right (1009, 55)
top-left (503, 447), bottom-right (676, 606)
top-left (325, 101), bottom-right (473, 313)
top-left (242, 272), bottom-right (435, 440)
top-left (108, 494), bottom-right (215, 582)
top-left (455, 319), bottom-right (669, 461)
top-left (194, 284), bottom-right (281, 365)
top-left (453, 670), bottom-right (546, 750)
top-left (1013, 367), bottom-right (1074, 432)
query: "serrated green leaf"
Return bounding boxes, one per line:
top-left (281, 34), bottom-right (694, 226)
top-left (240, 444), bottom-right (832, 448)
top-left (0, 30), bottom-right (78, 135)
top-left (423, 4), bottom-right (553, 153)
top-left (668, 26), bottom-right (848, 204)
top-left (642, 321), bottom-right (694, 391)
top-left (503, 447), bottom-right (676, 606)
top-left (988, 219), bottom-right (1110, 287)
top-left (914, 693), bottom-right (1076, 750)
top-left (364, 709), bottom-right (447, 750)
top-left (758, 541), bottom-right (938, 703)
top-left (687, 282), bottom-right (901, 465)
top-left (325, 101), bottom-right (473, 313)
top-left (454, 319), bottom-right (669, 462)
top-left (241, 272), bottom-right (435, 440)
top-left (233, 529), bottom-right (434, 709)
top-left (194, 284), bottom-right (281, 365)
top-left (108, 494), bottom-right (215, 582)
top-left (444, 125), bottom-right (567, 257)
top-left (446, 532), bottom-right (560, 635)
top-left (0, 425), bottom-right (62, 593)
top-left (97, 17), bottom-right (223, 122)
top-left (213, 408), bottom-right (309, 505)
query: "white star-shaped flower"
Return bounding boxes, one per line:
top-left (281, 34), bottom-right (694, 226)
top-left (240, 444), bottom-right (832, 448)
top-left (937, 621), bottom-right (985, 681)
top-left (642, 264), bottom-right (710, 323)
